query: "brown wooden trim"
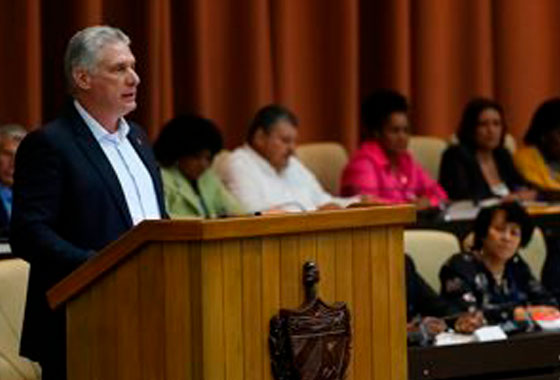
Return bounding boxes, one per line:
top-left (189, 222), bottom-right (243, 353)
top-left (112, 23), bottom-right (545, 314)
top-left (526, 204), bottom-right (560, 216)
top-left (48, 205), bottom-right (415, 309)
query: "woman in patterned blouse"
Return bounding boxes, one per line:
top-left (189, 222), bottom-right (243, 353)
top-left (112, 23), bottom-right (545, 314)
top-left (440, 202), bottom-right (557, 324)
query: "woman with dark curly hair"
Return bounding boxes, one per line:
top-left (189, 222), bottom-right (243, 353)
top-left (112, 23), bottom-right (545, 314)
top-left (153, 114), bottom-right (244, 218)
top-left (340, 89), bottom-right (447, 209)
top-left (439, 98), bottom-right (536, 202)
top-left (515, 98), bottom-right (560, 195)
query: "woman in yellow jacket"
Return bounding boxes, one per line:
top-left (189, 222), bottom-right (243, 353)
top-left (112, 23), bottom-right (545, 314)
top-left (515, 98), bottom-right (560, 194)
top-left (514, 98), bottom-right (560, 302)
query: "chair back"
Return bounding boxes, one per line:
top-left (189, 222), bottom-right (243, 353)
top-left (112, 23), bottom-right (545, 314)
top-left (404, 230), bottom-right (461, 292)
top-left (408, 136), bottom-right (448, 179)
top-left (503, 134), bottom-right (517, 153)
top-left (519, 227), bottom-right (546, 279)
top-left (295, 142), bottom-right (349, 194)
top-left (0, 257), bottom-right (41, 380)
top-left (211, 149), bottom-right (231, 171)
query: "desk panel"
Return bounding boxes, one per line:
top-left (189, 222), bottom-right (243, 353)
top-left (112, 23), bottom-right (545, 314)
top-left (408, 333), bottom-right (560, 380)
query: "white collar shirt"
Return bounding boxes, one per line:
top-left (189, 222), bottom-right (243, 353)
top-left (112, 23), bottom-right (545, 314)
top-left (216, 144), bottom-right (357, 213)
top-left (74, 100), bottom-right (161, 225)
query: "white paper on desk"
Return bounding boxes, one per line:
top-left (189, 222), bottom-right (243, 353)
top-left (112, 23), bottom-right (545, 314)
top-left (536, 318), bottom-right (560, 331)
top-left (444, 199), bottom-right (504, 221)
top-left (443, 201), bottom-right (479, 221)
top-left (473, 326), bottom-right (507, 342)
top-left (434, 332), bottom-right (476, 346)
top-left (443, 199), bottom-right (556, 222)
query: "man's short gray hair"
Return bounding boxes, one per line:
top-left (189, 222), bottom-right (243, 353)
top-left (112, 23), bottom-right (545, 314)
top-left (0, 124), bottom-right (27, 143)
top-left (64, 25), bottom-right (130, 91)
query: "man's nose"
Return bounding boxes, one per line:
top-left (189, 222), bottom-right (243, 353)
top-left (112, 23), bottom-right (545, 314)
top-left (287, 145), bottom-right (295, 156)
top-left (201, 158), bottom-right (211, 170)
top-left (127, 68), bottom-right (140, 86)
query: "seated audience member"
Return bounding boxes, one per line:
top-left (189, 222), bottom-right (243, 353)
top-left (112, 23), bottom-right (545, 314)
top-left (440, 202), bottom-right (557, 325)
top-left (153, 114), bottom-right (244, 218)
top-left (216, 105), bottom-right (359, 213)
top-left (439, 98), bottom-right (536, 202)
top-left (406, 254), bottom-right (483, 344)
top-left (0, 124), bottom-right (26, 234)
top-left (515, 99), bottom-right (560, 299)
top-left (515, 98), bottom-right (560, 198)
top-left (340, 89), bottom-right (447, 209)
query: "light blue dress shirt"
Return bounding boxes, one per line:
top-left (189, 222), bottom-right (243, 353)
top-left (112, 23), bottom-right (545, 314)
top-left (74, 100), bottom-right (161, 225)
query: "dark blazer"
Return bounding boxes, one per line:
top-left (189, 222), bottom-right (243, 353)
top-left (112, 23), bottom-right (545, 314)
top-left (439, 145), bottom-right (528, 202)
top-left (10, 103), bottom-right (166, 369)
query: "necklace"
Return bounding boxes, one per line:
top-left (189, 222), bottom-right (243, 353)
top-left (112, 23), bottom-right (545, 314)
top-left (479, 249), bottom-right (504, 286)
top-left (492, 271), bottom-right (503, 286)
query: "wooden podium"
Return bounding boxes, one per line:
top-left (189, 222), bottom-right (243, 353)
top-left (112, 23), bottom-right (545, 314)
top-left (48, 205), bottom-right (415, 380)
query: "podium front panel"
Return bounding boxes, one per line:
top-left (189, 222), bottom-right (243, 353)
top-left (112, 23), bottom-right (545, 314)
top-left (62, 208), bottom-right (412, 380)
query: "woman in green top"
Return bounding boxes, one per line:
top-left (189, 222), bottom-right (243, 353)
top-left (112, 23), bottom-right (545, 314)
top-left (153, 115), bottom-right (245, 218)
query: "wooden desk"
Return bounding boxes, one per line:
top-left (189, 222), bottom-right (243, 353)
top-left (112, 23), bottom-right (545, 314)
top-left (48, 206), bottom-right (415, 380)
top-left (412, 206), bottom-right (560, 379)
top-left (408, 332), bottom-right (560, 380)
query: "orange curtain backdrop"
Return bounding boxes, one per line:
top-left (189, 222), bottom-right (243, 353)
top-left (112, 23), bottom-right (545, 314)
top-left (0, 1), bottom-right (42, 128)
top-left (272, 0), bottom-right (360, 148)
top-left (360, 0), bottom-right (560, 142)
top-left (169, 0), bottom-right (276, 147)
top-left (1, 0), bottom-right (560, 150)
top-left (493, 0), bottom-right (560, 140)
top-left (168, 0), bottom-right (360, 148)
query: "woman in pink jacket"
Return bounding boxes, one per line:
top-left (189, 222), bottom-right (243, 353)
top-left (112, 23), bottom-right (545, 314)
top-left (340, 90), bottom-right (447, 209)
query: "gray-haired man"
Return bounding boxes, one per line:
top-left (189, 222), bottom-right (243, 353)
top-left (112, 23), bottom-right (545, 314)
top-left (10, 26), bottom-right (166, 380)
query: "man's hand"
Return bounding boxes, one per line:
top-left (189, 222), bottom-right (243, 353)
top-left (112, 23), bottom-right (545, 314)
top-left (259, 208), bottom-right (290, 215)
top-left (420, 316), bottom-right (447, 336)
top-left (454, 311), bottom-right (485, 334)
top-left (503, 188), bottom-right (538, 202)
top-left (346, 194), bottom-right (387, 208)
top-left (317, 202), bottom-right (343, 211)
top-left (413, 197), bottom-right (432, 211)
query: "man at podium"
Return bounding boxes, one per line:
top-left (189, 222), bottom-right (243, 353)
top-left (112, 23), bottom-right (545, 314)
top-left (10, 26), bottom-right (166, 380)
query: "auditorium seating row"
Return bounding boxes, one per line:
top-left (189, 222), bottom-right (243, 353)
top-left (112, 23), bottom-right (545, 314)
top-left (292, 135), bottom-right (545, 293)
top-left (294, 134), bottom-right (517, 193)
top-left (0, 133), bottom-right (533, 380)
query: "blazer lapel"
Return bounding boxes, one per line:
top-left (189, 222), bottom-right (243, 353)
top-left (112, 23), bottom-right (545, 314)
top-left (66, 106), bottom-right (133, 227)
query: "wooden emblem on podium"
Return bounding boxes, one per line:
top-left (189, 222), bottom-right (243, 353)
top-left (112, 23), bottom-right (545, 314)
top-left (269, 261), bottom-right (351, 380)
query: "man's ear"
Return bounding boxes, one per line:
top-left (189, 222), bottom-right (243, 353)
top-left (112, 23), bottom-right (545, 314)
top-left (72, 67), bottom-right (91, 90)
top-left (252, 128), bottom-right (267, 149)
